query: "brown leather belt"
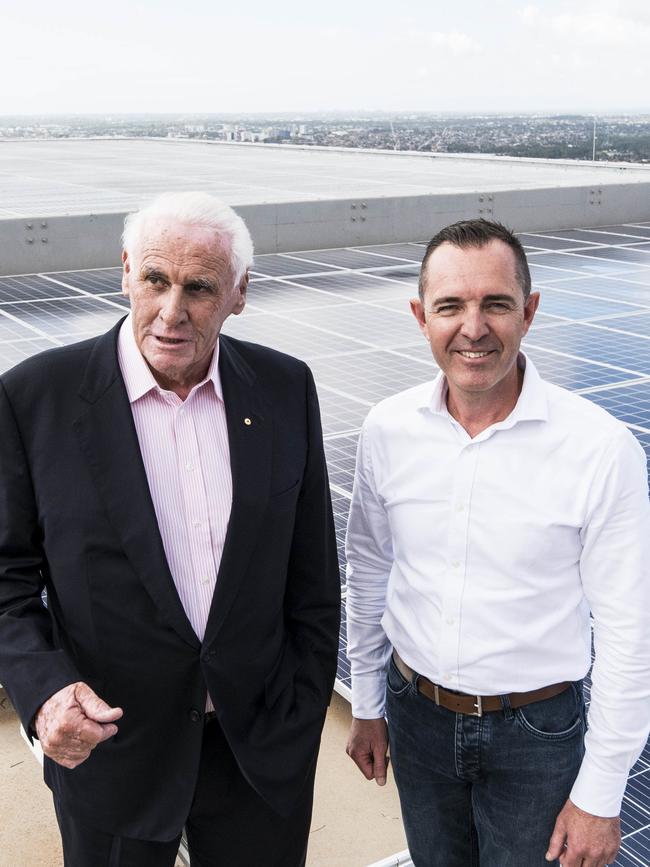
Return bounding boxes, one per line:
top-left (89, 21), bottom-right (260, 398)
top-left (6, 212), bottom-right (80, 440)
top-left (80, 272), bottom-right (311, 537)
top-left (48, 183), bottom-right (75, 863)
top-left (393, 652), bottom-right (570, 718)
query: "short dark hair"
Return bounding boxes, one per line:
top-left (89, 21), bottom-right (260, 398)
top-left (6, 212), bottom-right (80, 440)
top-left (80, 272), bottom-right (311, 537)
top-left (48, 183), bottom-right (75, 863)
top-left (418, 219), bottom-right (531, 301)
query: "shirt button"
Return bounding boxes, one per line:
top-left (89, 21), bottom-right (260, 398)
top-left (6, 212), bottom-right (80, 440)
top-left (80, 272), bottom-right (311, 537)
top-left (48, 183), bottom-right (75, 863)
top-left (186, 462), bottom-right (194, 472)
top-left (189, 709), bottom-right (201, 723)
top-left (200, 575), bottom-right (210, 584)
top-left (193, 521), bottom-right (202, 529)
top-left (451, 560), bottom-right (460, 569)
top-left (456, 503), bottom-right (465, 512)
top-left (446, 617), bottom-right (454, 625)
top-left (443, 672), bottom-right (452, 681)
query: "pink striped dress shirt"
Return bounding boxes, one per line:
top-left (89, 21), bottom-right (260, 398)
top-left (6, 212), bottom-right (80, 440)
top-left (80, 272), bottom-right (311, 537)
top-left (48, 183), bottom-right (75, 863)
top-left (118, 316), bottom-right (232, 710)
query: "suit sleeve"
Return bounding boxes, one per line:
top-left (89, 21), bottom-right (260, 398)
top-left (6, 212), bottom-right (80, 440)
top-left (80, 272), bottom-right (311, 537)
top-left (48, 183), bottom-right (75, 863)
top-left (0, 378), bottom-right (81, 731)
top-left (282, 367), bottom-right (341, 702)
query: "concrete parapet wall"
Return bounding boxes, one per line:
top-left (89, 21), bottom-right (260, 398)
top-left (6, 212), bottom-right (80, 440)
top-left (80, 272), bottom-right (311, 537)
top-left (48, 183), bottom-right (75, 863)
top-left (0, 212), bottom-right (126, 276)
top-left (1, 184), bottom-right (649, 276)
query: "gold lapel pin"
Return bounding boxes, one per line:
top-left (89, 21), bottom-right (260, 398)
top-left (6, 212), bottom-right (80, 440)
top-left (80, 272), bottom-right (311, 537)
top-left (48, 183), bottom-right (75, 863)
top-left (244, 417), bottom-right (252, 426)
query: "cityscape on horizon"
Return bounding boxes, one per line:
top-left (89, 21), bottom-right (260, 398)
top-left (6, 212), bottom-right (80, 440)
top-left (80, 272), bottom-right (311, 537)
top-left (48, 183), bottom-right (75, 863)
top-left (3, 112), bottom-right (650, 163)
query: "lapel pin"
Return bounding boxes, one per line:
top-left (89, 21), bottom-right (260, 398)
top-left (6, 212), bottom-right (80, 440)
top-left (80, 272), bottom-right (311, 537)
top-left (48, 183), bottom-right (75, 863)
top-left (244, 417), bottom-right (252, 426)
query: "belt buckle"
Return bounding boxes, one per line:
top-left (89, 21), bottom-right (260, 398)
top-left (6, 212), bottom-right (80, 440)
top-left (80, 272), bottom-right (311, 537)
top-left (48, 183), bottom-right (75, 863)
top-left (433, 684), bottom-right (440, 706)
top-left (472, 695), bottom-right (483, 717)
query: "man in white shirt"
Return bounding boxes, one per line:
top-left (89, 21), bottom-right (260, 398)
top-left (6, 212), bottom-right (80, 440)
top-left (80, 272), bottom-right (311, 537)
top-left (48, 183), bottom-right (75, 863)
top-left (345, 219), bottom-right (650, 867)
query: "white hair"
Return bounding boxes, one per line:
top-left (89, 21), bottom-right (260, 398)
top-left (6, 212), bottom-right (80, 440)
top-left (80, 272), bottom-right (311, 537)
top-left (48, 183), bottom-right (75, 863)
top-left (122, 191), bottom-right (254, 285)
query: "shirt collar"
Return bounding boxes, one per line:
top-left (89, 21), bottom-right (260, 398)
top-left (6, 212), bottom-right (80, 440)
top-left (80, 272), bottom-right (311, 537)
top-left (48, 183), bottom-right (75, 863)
top-left (421, 351), bottom-right (548, 428)
top-left (117, 314), bottom-right (223, 404)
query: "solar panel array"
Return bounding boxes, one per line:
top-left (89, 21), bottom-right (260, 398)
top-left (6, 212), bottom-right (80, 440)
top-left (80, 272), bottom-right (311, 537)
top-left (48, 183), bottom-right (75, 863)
top-left (1, 225), bottom-right (650, 865)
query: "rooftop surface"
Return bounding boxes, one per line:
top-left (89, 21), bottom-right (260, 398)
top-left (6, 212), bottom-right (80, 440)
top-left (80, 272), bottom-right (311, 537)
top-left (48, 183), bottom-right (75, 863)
top-left (1, 139), bottom-right (650, 218)
top-left (1, 227), bottom-right (650, 866)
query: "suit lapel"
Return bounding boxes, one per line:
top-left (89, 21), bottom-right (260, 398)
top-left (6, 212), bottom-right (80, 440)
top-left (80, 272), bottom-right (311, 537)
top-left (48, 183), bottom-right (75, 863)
top-left (203, 335), bottom-right (272, 644)
top-left (73, 322), bottom-right (200, 650)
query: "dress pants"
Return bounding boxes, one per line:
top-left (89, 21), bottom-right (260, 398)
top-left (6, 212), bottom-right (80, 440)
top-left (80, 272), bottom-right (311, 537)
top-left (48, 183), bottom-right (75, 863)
top-left (385, 655), bottom-right (586, 867)
top-left (54, 715), bottom-right (315, 867)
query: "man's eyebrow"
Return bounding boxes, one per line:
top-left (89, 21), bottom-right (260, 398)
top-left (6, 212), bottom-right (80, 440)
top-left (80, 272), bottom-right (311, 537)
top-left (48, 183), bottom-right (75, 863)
top-left (481, 294), bottom-right (517, 303)
top-left (185, 276), bottom-right (216, 290)
top-left (428, 295), bottom-right (464, 306)
top-left (140, 266), bottom-right (168, 280)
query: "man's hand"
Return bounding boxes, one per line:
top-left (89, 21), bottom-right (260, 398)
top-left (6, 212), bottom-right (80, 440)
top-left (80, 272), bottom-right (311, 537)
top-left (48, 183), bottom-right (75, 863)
top-left (546, 799), bottom-right (621, 866)
top-left (346, 717), bottom-right (389, 786)
top-left (34, 682), bottom-right (123, 769)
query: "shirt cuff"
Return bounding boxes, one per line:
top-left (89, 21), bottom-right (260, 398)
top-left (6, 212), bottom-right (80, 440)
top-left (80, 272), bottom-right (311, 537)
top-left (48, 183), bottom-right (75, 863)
top-left (569, 752), bottom-right (629, 817)
top-left (351, 671), bottom-right (387, 719)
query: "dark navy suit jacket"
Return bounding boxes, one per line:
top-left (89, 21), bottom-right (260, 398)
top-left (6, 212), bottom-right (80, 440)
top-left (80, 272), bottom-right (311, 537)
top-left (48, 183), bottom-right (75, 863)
top-left (0, 319), bottom-right (340, 840)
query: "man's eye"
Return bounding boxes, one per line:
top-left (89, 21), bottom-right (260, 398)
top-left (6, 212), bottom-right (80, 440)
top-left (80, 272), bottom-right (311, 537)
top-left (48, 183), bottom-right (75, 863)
top-left (146, 274), bottom-right (162, 286)
top-left (486, 302), bottom-right (509, 312)
top-left (435, 305), bottom-right (459, 315)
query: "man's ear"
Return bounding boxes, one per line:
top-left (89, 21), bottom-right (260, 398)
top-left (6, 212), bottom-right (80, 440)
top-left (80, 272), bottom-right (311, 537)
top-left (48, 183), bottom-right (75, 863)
top-left (121, 250), bottom-right (130, 297)
top-left (522, 290), bottom-right (541, 335)
top-left (232, 270), bottom-right (248, 315)
top-left (409, 297), bottom-right (429, 339)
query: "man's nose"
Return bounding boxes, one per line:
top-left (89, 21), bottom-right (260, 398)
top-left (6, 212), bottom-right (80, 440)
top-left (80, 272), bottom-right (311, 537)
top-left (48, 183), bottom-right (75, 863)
top-left (459, 306), bottom-right (490, 342)
top-left (159, 286), bottom-right (188, 324)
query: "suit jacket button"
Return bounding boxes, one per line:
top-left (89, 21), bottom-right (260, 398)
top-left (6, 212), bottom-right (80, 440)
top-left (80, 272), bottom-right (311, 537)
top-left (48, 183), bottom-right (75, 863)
top-left (189, 709), bottom-right (201, 723)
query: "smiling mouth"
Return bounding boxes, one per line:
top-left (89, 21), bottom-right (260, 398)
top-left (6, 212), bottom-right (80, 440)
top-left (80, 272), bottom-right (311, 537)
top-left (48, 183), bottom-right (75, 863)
top-left (455, 350), bottom-right (494, 358)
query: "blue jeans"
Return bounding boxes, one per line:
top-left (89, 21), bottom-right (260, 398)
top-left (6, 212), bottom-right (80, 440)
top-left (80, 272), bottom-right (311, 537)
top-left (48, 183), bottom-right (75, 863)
top-left (386, 656), bottom-right (586, 867)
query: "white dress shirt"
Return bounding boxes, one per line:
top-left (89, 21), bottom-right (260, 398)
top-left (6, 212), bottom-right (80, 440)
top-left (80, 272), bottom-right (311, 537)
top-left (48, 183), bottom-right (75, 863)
top-left (346, 353), bottom-right (650, 816)
top-left (118, 316), bottom-right (233, 710)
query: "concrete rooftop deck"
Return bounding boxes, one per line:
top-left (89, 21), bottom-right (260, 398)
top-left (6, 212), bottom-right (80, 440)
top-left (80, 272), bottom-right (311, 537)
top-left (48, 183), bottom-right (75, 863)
top-left (1, 139), bottom-right (649, 218)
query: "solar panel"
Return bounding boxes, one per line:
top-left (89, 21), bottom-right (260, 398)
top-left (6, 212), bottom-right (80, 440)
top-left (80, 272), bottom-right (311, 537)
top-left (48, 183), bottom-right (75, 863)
top-left (538, 286), bottom-right (648, 320)
top-left (286, 272), bottom-right (415, 302)
top-left (2, 297), bottom-right (125, 339)
top-left (52, 268), bottom-right (124, 295)
top-left (1, 233), bottom-right (649, 865)
top-left (517, 232), bottom-right (602, 250)
top-left (535, 275), bottom-right (650, 307)
top-left (537, 228), bottom-right (650, 246)
top-left (246, 278), bottom-right (346, 311)
top-left (363, 265), bottom-right (420, 284)
top-left (311, 350), bottom-right (435, 404)
top-left (0, 337), bottom-right (58, 367)
top-left (282, 248), bottom-right (404, 270)
top-left (0, 275), bottom-right (81, 303)
top-left (522, 346), bottom-right (645, 392)
top-left (324, 434), bottom-right (360, 494)
top-left (251, 254), bottom-right (339, 278)
top-left (530, 257), bottom-right (647, 281)
top-left (526, 322), bottom-right (650, 375)
top-left (578, 246), bottom-right (650, 265)
top-left (585, 383), bottom-right (650, 428)
top-left (352, 243), bottom-right (427, 262)
top-left (593, 225), bottom-right (650, 239)
top-left (287, 303), bottom-right (420, 348)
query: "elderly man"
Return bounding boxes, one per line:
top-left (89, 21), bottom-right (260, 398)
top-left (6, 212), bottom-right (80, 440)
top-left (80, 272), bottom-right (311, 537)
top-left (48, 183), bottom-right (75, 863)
top-left (0, 192), bottom-right (340, 867)
top-left (345, 219), bottom-right (650, 866)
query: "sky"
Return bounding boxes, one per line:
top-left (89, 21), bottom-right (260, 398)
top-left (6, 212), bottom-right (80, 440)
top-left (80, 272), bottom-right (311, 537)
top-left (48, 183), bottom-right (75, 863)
top-left (3, 0), bottom-right (650, 115)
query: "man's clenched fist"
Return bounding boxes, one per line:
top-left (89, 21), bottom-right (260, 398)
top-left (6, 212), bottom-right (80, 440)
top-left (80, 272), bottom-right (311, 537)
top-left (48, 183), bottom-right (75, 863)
top-left (35, 682), bottom-right (122, 769)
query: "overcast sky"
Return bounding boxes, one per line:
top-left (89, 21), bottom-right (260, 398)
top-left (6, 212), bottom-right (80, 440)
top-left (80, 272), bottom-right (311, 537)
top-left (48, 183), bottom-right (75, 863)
top-left (3, 0), bottom-right (649, 115)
